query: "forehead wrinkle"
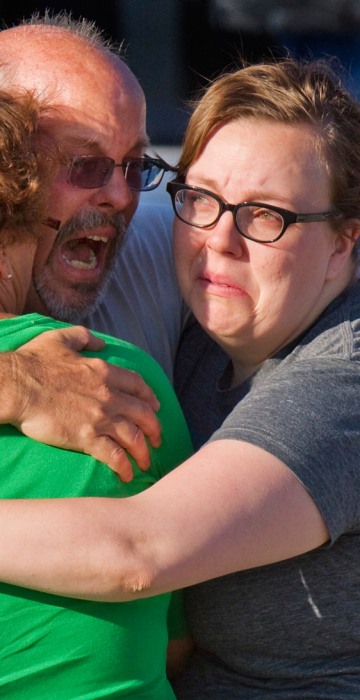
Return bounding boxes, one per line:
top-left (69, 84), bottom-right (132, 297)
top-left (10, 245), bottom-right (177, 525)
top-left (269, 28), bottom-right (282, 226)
top-left (189, 126), bottom-right (327, 209)
top-left (53, 133), bottom-right (149, 153)
top-left (38, 103), bottom-right (149, 158)
top-left (187, 174), bottom-right (292, 206)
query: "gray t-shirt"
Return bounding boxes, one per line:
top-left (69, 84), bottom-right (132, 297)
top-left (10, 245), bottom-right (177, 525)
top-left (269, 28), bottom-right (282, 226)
top-left (174, 282), bottom-right (360, 698)
top-left (82, 203), bottom-right (188, 381)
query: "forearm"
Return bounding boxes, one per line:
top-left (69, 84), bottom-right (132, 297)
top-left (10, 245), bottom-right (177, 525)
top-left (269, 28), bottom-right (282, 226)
top-left (0, 442), bottom-right (329, 601)
top-left (0, 458), bottom-right (227, 601)
top-left (0, 497), bottom-right (150, 601)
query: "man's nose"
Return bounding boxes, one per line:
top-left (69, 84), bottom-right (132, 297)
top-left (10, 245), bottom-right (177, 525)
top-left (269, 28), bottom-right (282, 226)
top-left (88, 165), bottom-right (134, 212)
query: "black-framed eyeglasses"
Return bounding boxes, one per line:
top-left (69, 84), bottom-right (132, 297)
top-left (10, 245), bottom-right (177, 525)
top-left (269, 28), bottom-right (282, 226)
top-left (166, 182), bottom-right (343, 243)
top-left (67, 155), bottom-right (176, 192)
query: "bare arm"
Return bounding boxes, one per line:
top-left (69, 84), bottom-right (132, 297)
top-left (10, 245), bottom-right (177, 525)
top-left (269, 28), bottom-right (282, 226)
top-left (0, 440), bottom-right (329, 598)
top-left (0, 325), bottom-right (161, 481)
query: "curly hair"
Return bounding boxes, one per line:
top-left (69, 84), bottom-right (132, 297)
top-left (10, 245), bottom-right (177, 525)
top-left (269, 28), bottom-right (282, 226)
top-left (0, 89), bottom-right (50, 246)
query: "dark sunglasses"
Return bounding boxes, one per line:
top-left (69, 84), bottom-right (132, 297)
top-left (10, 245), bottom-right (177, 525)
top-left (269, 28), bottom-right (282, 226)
top-left (66, 154), bottom-right (176, 192)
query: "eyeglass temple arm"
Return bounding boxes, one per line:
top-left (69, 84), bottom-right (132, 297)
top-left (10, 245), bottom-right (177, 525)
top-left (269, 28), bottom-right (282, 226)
top-left (296, 210), bottom-right (356, 242)
top-left (149, 153), bottom-right (179, 173)
top-left (296, 212), bottom-right (340, 223)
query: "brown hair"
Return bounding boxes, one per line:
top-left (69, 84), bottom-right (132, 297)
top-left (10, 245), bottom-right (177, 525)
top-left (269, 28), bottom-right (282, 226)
top-left (178, 58), bottom-right (360, 229)
top-left (0, 89), bottom-right (51, 246)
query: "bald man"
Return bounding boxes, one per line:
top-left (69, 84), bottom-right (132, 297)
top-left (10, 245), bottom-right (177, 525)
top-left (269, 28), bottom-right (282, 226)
top-left (0, 13), bottom-right (187, 476)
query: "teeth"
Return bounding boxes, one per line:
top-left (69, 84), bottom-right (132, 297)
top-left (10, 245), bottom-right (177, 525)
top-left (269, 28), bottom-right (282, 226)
top-left (62, 249), bottom-right (97, 270)
top-left (87, 235), bottom-right (107, 242)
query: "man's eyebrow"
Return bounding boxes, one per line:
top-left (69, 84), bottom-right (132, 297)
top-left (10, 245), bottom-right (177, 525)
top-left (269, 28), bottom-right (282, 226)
top-left (57, 135), bottom-right (106, 152)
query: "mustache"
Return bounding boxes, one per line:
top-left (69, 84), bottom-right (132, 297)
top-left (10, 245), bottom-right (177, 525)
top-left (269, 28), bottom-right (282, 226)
top-left (54, 208), bottom-right (126, 245)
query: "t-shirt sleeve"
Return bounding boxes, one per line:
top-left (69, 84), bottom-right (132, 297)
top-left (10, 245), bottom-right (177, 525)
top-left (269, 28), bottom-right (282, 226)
top-left (208, 358), bottom-right (360, 543)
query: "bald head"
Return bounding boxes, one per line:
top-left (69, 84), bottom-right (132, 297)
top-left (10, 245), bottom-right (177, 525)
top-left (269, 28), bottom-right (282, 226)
top-left (0, 22), bottom-right (145, 113)
top-left (0, 15), bottom-right (149, 322)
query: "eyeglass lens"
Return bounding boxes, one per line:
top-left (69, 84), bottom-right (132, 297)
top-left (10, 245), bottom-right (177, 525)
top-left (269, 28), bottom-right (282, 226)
top-left (174, 188), bottom-right (285, 242)
top-left (68, 156), bottom-right (164, 192)
top-left (122, 159), bottom-right (163, 191)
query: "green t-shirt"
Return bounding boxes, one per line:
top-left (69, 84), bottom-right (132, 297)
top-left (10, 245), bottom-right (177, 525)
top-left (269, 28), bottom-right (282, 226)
top-left (0, 314), bottom-right (193, 699)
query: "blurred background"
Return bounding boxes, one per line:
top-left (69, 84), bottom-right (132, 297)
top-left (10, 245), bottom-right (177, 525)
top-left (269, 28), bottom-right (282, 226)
top-left (1, 0), bottom-right (360, 204)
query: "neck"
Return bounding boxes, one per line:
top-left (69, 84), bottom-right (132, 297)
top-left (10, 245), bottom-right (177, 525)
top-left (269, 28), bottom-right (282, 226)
top-left (0, 311), bottom-right (16, 319)
top-left (0, 280), bottom-right (22, 317)
top-left (0, 243), bottom-right (36, 316)
top-left (23, 283), bottom-right (48, 316)
top-left (230, 360), bottom-right (261, 388)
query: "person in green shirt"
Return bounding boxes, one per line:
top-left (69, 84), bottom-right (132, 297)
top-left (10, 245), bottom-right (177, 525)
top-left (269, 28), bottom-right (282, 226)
top-left (0, 87), bottom-right (193, 699)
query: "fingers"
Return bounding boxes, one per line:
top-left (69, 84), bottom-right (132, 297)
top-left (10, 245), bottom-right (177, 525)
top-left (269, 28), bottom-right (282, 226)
top-left (112, 398), bottom-right (162, 453)
top-left (49, 325), bottom-right (106, 353)
top-left (85, 432), bottom-right (151, 482)
top-left (86, 437), bottom-right (137, 483)
top-left (9, 327), bottom-right (164, 481)
top-left (102, 415), bottom-right (158, 471)
top-left (27, 328), bottom-right (161, 414)
top-left (71, 358), bottom-right (162, 445)
top-left (76, 393), bottom-right (162, 472)
top-left (100, 362), bottom-right (161, 415)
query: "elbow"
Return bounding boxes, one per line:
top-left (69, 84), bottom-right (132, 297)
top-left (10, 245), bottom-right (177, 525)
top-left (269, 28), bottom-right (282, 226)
top-left (81, 501), bottom-right (160, 602)
top-left (119, 568), bottom-right (156, 600)
top-left (94, 540), bottom-right (158, 602)
top-left (80, 563), bottom-right (156, 603)
top-left (105, 565), bottom-right (157, 602)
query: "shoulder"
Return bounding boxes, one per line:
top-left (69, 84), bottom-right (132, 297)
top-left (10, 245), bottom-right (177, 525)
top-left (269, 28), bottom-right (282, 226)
top-left (126, 203), bottom-right (174, 249)
top-left (119, 203), bottom-right (175, 279)
top-left (294, 282), bottom-right (360, 361)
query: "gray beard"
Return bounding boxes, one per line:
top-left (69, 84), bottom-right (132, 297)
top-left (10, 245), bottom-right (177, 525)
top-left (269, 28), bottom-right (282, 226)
top-left (33, 208), bottom-right (126, 323)
top-left (34, 263), bottom-right (115, 324)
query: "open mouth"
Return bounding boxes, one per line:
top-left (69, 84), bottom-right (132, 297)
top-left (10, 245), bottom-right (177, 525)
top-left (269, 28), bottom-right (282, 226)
top-left (61, 235), bottom-right (108, 270)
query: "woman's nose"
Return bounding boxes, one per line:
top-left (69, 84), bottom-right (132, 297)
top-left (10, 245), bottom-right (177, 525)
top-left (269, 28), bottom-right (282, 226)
top-left (205, 211), bottom-right (246, 257)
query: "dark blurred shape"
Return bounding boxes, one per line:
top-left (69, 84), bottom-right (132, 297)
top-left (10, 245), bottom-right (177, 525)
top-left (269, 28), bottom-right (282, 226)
top-left (0, 1), bottom-right (118, 39)
top-left (209, 0), bottom-right (360, 97)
